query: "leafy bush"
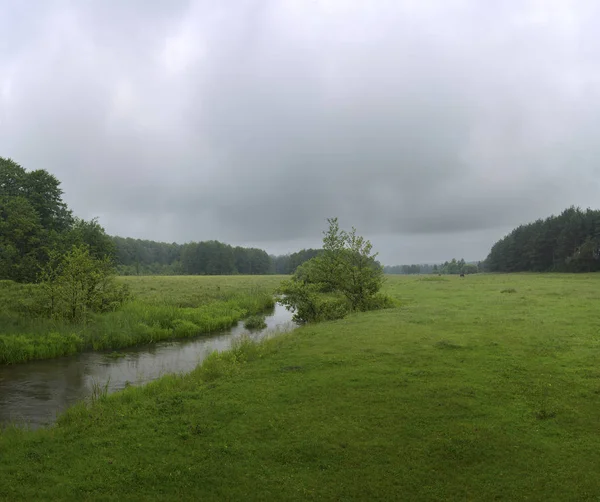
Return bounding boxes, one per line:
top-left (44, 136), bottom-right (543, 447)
top-left (278, 280), bottom-right (323, 323)
top-left (313, 296), bottom-right (351, 321)
top-left (37, 245), bottom-right (130, 322)
top-left (358, 293), bottom-right (396, 311)
top-left (244, 315), bottom-right (267, 330)
top-left (278, 218), bottom-right (385, 323)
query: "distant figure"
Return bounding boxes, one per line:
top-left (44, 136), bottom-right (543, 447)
top-left (460, 273), bottom-right (465, 277)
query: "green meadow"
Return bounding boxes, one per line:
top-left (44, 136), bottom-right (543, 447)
top-left (2, 273), bottom-right (600, 500)
top-left (0, 276), bottom-right (281, 364)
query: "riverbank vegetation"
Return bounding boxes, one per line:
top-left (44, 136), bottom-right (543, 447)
top-left (279, 218), bottom-right (394, 323)
top-left (0, 276), bottom-right (280, 365)
top-left (2, 273), bottom-right (600, 500)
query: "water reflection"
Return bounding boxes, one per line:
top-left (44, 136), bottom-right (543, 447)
top-left (0, 303), bottom-right (295, 429)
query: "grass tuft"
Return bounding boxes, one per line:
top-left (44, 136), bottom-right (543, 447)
top-left (244, 314), bottom-right (268, 330)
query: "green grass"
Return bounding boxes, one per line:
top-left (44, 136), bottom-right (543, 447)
top-left (0, 276), bottom-right (282, 364)
top-left (2, 273), bottom-right (600, 500)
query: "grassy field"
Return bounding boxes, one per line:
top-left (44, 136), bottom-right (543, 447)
top-left (0, 276), bottom-right (283, 364)
top-left (2, 273), bottom-right (600, 500)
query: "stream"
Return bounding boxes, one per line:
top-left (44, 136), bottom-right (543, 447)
top-left (0, 303), bottom-right (296, 429)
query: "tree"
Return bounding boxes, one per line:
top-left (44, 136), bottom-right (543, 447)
top-left (462, 263), bottom-right (478, 274)
top-left (38, 245), bottom-right (130, 322)
top-left (0, 157), bottom-right (84, 281)
top-left (23, 169), bottom-right (72, 232)
top-left (485, 206), bottom-right (600, 273)
top-left (0, 157), bottom-right (27, 197)
top-left (0, 196), bottom-right (47, 282)
top-left (0, 157), bottom-right (72, 233)
top-left (66, 217), bottom-right (116, 261)
top-left (279, 218), bottom-right (388, 322)
top-left (322, 222), bottom-right (384, 310)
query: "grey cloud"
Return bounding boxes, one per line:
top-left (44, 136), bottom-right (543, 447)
top-left (1, 0), bottom-right (600, 263)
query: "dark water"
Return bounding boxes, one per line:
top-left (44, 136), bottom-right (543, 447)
top-left (0, 303), bottom-right (295, 429)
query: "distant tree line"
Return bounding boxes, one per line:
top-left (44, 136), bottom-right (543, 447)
top-left (271, 249), bottom-right (322, 275)
top-left (485, 206), bottom-right (600, 272)
top-left (113, 235), bottom-right (322, 276)
top-left (181, 241), bottom-right (271, 275)
top-left (113, 237), bottom-right (182, 275)
top-left (384, 259), bottom-right (481, 275)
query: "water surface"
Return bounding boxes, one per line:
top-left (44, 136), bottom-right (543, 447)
top-left (0, 303), bottom-right (295, 429)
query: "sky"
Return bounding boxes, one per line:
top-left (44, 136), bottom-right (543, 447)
top-left (2, 0), bottom-right (600, 264)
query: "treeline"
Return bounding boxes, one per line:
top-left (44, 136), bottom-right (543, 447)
top-left (113, 237), bottom-right (182, 275)
top-left (271, 249), bottom-right (322, 275)
top-left (113, 235), bottom-right (322, 276)
top-left (181, 241), bottom-right (271, 275)
top-left (485, 206), bottom-right (600, 272)
top-left (0, 157), bottom-right (115, 282)
top-left (384, 259), bottom-right (481, 275)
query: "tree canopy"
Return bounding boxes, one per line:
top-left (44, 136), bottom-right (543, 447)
top-left (0, 157), bottom-right (114, 282)
top-left (279, 218), bottom-right (392, 323)
top-left (485, 206), bottom-right (600, 272)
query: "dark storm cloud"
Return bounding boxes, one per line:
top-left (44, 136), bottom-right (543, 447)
top-left (1, 0), bottom-right (600, 263)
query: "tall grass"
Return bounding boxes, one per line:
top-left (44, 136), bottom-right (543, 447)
top-left (0, 277), bottom-right (280, 364)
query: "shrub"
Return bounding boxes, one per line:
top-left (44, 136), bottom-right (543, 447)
top-left (37, 245), bottom-right (130, 322)
top-left (244, 315), bottom-right (267, 330)
top-left (278, 281), bottom-right (323, 323)
top-left (278, 218), bottom-right (385, 323)
top-left (313, 296), bottom-right (351, 321)
top-left (358, 293), bottom-right (396, 311)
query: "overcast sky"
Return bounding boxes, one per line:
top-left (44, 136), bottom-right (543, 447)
top-left (1, 0), bottom-right (599, 264)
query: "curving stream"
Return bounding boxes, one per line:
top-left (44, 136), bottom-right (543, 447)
top-left (0, 303), bottom-right (296, 429)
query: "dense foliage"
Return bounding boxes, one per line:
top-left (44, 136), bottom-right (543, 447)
top-left (279, 218), bottom-right (392, 323)
top-left (112, 235), bottom-right (320, 276)
top-left (181, 241), bottom-right (271, 275)
top-left (38, 246), bottom-right (130, 322)
top-left (271, 248), bottom-right (322, 274)
top-left (485, 206), bottom-right (600, 272)
top-left (113, 237), bottom-right (182, 275)
top-left (0, 157), bottom-right (115, 283)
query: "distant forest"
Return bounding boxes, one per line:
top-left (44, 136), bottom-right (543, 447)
top-left (113, 236), bottom-right (484, 277)
top-left (384, 260), bottom-right (481, 275)
top-left (485, 206), bottom-right (600, 272)
top-left (113, 237), bottom-right (322, 276)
